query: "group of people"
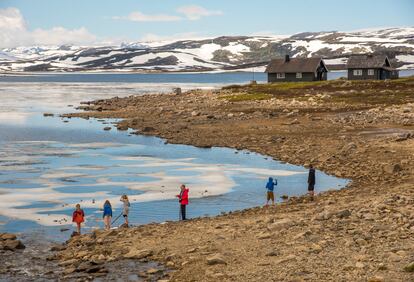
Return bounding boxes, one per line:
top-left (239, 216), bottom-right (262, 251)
top-left (72, 194), bottom-right (131, 235)
top-left (72, 166), bottom-right (316, 235)
top-left (72, 185), bottom-right (190, 235)
top-left (265, 164), bottom-right (316, 205)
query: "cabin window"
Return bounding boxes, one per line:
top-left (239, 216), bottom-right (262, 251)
top-left (277, 73), bottom-right (285, 79)
top-left (353, 69), bottom-right (363, 76)
top-left (368, 69), bottom-right (374, 76)
top-left (296, 72), bottom-right (302, 78)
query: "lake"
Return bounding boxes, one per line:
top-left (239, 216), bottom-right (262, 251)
top-left (0, 72), bottom-right (349, 241)
top-left (0, 69), bottom-right (413, 84)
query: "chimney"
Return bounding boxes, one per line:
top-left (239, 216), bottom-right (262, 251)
top-left (285, 55), bottom-right (290, 62)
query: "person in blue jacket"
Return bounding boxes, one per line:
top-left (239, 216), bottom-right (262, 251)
top-left (265, 177), bottom-right (277, 206)
top-left (103, 200), bottom-right (113, 230)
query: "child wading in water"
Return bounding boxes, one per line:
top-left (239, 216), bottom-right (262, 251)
top-left (103, 200), bottom-right (113, 230)
top-left (72, 204), bottom-right (85, 235)
top-left (120, 195), bottom-right (130, 226)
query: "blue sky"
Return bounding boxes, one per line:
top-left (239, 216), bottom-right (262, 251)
top-left (0, 0), bottom-right (413, 47)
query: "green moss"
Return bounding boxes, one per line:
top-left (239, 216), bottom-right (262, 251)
top-left (219, 93), bottom-right (273, 102)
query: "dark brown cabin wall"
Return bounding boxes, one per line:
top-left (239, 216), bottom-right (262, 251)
top-left (267, 72), bottom-right (316, 82)
top-left (347, 68), bottom-right (399, 80)
top-left (348, 68), bottom-right (381, 80)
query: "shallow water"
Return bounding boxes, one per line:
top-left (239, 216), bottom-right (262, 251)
top-left (0, 74), bottom-right (348, 242)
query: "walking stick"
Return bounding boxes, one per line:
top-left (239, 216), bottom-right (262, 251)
top-left (111, 212), bottom-right (123, 225)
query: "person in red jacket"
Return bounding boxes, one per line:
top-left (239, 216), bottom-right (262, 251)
top-left (176, 184), bottom-right (189, 220)
top-left (72, 204), bottom-right (85, 235)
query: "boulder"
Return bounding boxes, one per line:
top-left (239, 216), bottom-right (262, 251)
top-left (0, 233), bottom-right (17, 240)
top-left (1, 239), bottom-right (25, 250)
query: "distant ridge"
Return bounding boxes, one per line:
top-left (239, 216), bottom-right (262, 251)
top-left (1, 27), bottom-right (413, 72)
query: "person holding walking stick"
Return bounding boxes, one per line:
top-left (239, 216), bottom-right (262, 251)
top-left (120, 194), bottom-right (130, 227)
top-left (176, 184), bottom-right (189, 220)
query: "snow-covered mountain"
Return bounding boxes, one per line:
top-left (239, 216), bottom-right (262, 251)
top-left (1, 27), bottom-right (413, 72)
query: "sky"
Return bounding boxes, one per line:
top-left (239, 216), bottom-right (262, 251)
top-left (0, 0), bottom-right (413, 48)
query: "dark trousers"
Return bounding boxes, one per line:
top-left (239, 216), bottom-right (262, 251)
top-left (180, 204), bottom-right (186, 220)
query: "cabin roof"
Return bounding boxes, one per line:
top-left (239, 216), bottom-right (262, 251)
top-left (265, 57), bottom-right (326, 73)
top-left (347, 54), bottom-right (393, 69)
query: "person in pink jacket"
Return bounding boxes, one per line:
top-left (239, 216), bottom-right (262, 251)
top-left (176, 184), bottom-right (189, 220)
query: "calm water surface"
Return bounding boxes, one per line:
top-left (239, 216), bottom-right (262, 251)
top-left (0, 73), bottom-right (349, 242)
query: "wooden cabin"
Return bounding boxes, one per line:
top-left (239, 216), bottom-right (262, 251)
top-left (347, 54), bottom-right (399, 80)
top-left (265, 55), bottom-right (328, 83)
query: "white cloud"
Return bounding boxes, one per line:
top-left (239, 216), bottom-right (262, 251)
top-left (0, 7), bottom-right (96, 48)
top-left (112, 11), bottom-right (182, 22)
top-left (113, 5), bottom-right (223, 23)
top-left (0, 7), bottom-right (26, 30)
top-left (176, 5), bottom-right (223, 21)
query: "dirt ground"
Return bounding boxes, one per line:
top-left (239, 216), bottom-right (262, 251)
top-left (58, 78), bottom-right (414, 281)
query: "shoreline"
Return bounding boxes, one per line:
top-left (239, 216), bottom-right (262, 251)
top-left (3, 78), bottom-right (414, 281)
top-left (58, 78), bottom-right (414, 281)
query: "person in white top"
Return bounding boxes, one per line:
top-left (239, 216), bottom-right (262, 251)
top-left (120, 195), bottom-right (130, 226)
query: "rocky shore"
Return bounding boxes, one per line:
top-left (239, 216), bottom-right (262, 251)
top-left (11, 78), bottom-right (414, 281)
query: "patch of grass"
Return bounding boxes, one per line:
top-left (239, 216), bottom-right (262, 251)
top-left (219, 93), bottom-right (273, 102)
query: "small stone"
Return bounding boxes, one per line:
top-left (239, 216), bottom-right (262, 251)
top-left (207, 254), bottom-right (227, 265)
top-left (257, 232), bottom-right (272, 240)
top-left (63, 267), bottom-right (77, 275)
top-left (142, 126), bottom-right (155, 132)
top-left (314, 210), bottom-right (333, 221)
top-left (355, 262), bottom-right (365, 269)
top-left (147, 268), bottom-right (162, 275)
top-left (275, 254), bottom-right (296, 265)
top-left (377, 263), bottom-right (387, 270)
top-left (384, 163), bottom-right (402, 174)
top-left (127, 274), bottom-right (139, 281)
top-left (367, 276), bottom-right (384, 282)
top-left (336, 209), bottom-right (351, 218)
top-left (265, 250), bottom-right (280, 256)
top-left (50, 244), bottom-right (66, 252)
top-left (58, 258), bottom-right (78, 267)
top-left (124, 249), bottom-right (153, 260)
top-left (103, 127), bottom-right (112, 131)
top-left (186, 247), bottom-right (197, 253)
